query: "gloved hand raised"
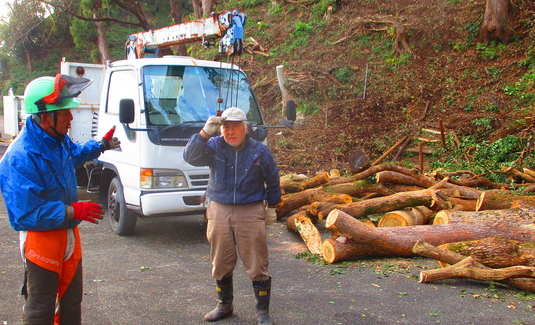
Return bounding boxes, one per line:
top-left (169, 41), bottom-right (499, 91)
top-left (99, 126), bottom-right (121, 152)
top-left (67, 202), bottom-right (104, 224)
top-left (202, 116), bottom-right (226, 136)
top-left (265, 207), bottom-right (277, 226)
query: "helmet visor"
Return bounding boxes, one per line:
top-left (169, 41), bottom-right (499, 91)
top-left (34, 74), bottom-right (93, 111)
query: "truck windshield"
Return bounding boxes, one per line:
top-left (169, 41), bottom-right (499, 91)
top-left (142, 65), bottom-right (263, 126)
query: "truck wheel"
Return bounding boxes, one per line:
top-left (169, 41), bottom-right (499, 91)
top-left (107, 177), bottom-right (137, 236)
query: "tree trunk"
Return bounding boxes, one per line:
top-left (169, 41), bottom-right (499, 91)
top-left (95, 20), bottom-right (111, 63)
top-left (383, 184), bottom-right (425, 193)
top-left (476, 191), bottom-right (535, 211)
top-left (191, 0), bottom-right (202, 19)
top-left (348, 149), bottom-right (370, 173)
top-left (393, 22), bottom-right (411, 56)
top-left (276, 188), bottom-right (352, 218)
top-left (201, 0), bottom-right (213, 17)
top-left (93, 1), bottom-right (111, 63)
top-left (447, 197), bottom-right (477, 211)
top-left (479, 0), bottom-right (512, 43)
top-left (376, 170), bottom-right (431, 188)
top-left (23, 43), bottom-right (33, 72)
top-left (317, 179), bottom-right (449, 220)
top-left (413, 240), bottom-right (535, 292)
top-left (437, 237), bottom-right (535, 268)
top-left (433, 208), bottom-right (535, 225)
top-left (170, 0), bottom-right (188, 56)
top-left (281, 172), bottom-right (330, 194)
top-left (322, 179), bottom-right (395, 198)
top-left (322, 209), bottom-right (535, 263)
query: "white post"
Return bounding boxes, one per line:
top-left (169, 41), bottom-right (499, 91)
top-left (276, 65), bottom-right (289, 113)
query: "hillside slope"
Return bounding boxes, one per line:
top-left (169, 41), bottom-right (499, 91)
top-left (220, 0), bottom-right (535, 175)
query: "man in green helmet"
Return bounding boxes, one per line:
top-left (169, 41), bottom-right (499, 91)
top-left (0, 74), bottom-right (120, 325)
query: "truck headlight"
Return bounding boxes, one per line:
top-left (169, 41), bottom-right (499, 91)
top-left (140, 168), bottom-right (188, 189)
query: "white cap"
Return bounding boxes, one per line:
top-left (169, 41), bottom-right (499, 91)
top-left (221, 107), bottom-right (247, 122)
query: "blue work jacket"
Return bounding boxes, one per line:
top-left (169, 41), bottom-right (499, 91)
top-left (0, 116), bottom-right (102, 231)
top-left (183, 133), bottom-right (281, 207)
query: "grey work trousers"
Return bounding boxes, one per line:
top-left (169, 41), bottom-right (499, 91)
top-left (206, 201), bottom-right (270, 282)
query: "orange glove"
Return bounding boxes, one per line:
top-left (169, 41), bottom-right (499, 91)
top-left (71, 202), bottom-right (103, 224)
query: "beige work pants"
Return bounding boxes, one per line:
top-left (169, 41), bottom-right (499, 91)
top-left (206, 201), bottom-right (270, 282)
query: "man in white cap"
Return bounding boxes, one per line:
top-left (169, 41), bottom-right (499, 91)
top-left (184, 107), bottom-right (281, 325)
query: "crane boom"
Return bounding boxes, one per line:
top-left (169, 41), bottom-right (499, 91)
top-left (126, 10), bottom-right (247, 59)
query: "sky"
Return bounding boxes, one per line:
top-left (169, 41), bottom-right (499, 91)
top-left (0, 0), bottom-right (12, 20)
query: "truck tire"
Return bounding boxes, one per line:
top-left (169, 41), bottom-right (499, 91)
top-left (107, 177), bottom-right (137, 236)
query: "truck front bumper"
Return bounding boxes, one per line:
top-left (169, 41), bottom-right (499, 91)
top-left (139, 190), bottom-right (207, 216)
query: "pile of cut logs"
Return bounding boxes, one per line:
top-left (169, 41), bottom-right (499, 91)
top-left (277, 163), bottom-right (535, 292)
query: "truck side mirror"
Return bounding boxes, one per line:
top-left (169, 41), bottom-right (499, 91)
top-left (280, 99), bottom-right (296, 129)
top-left (286, 99), bottom-right (296, 121)
top-left (119, 99), bottom-right (135, 124)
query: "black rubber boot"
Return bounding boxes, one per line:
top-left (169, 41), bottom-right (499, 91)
top-left (253, 277), bottom-right (273, 325)
top-left (204, 277), bottom-right (233, 322)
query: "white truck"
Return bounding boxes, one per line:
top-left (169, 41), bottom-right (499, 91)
top-left (3, 11), bottom-right (295, 235)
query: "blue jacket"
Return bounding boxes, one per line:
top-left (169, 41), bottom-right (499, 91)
top-left (0, 116), bottom-right (102, 231)
top-left (183, 133), bottom-right (281, 207)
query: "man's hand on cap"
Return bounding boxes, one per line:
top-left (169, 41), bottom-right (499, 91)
top-left (202, 116), bottom-right (226, 136)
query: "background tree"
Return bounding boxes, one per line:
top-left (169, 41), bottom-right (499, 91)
top-left (2, 0), bottom-right (49, 72)
top-left (191, 0), bottom-right (212, 18)
top-left (479, 0), bottom-right (512, 43)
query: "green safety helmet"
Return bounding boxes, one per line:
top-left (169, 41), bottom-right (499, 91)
top-left (23, 75), bottom-right (92, 114)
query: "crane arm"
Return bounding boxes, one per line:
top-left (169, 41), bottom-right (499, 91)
top-left (125, 10), bottom-right (247, 59)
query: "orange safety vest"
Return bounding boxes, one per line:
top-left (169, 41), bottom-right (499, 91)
top-left (24, 226), bottom-right (82, 325)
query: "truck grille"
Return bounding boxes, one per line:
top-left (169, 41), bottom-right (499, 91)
top-left (189, 174), bottom-right (209, 187)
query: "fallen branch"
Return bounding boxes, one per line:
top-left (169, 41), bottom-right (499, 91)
top-left (419, 257), bottom-right (535, 283)
top-left (412, 240), bottom-right (535, 292)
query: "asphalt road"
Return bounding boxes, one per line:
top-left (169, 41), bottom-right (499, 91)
top-left (0, 144), bottom-right (534, 325)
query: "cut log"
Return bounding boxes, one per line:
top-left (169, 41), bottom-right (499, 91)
top-left (286, 208), bottom-right (318, 232)
top-left (412, 240), bottom-right (535, 292)
top-left (317, 179), bottom-right (449, 220)
top-left (511, 200), bottom-right (535, 209)
top-left (377, 206), bottom-right (434, 227)
top-left (376, 171), bottom-right (430, 188)
top-left (523, 168), bottom-right (535, 180)
top-left (447, 197), bottom-right (477, 211)
top-left (322, 164), bottom-right (432, 187)
top-left (294, 217), bottom-right (323, 255)
top-left (322, 179), bottom-right (395, 197)
top-left (322, 209), bottom-right (535, 263)
top-left (383, 184), bottom-right (425, 193)
top-left (437, 237), bottom-right (535, 268)
top-left (329, 169), bottom-right (341, 179)
top-left (276, 188), bottom-right (352, 217)
top-left (281, 172), bottom-right (330, 194)
top-left (504, 167), bottom-right (535, 183)
top-left (433, 208), bottom-right (535, 225)
top-left (310, 201), bottom-right (338, 217)
top-left (348, 150), bottom-right (370, 174)
top-left (476, 191), bottom-right (535, 211)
